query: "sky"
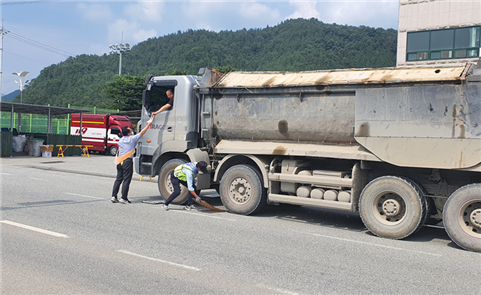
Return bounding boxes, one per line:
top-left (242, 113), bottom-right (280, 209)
top-left (1, 0), bottom-right (399, 96)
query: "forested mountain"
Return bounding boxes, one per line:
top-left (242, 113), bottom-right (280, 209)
top-left (19, 18), bottom-right (397, 109)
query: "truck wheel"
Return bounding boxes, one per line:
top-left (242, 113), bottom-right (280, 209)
top-left (220, 164), bottom-right (266, 215)
top-left (443, 184), bottom-right (481, 252)
top-left (407, 179), bottom-right (433, 233)
top-left (109, 145), bottom-right (118, 157)
top-left (359, 176), bottom-right (425, 239)
top-left (158, 159), bottom-right (189, 204)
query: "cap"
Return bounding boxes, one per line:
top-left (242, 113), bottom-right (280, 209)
top-left (197, 161), bottom-right (208, 173)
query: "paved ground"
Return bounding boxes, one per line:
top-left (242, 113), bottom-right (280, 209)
top-left (1, 152), bottom-right (219, 199)
top-left (2, 153), bottom-right (151, 181)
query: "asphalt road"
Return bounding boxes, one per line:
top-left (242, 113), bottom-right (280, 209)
top-left (1, 155), bottom-right (480, 294)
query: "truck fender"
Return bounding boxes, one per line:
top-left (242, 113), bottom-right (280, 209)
top-left (152, 140), bottom-right (188, 164)
top-left (214, 155), bottom-right (269, 189)
top-left (151, 140), bottom-right (189, 176)
top-left (186, 148), bottom-right (210, 164)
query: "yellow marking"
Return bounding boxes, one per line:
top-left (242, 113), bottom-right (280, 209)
top-left (71, 120), bottom-right (104, 124)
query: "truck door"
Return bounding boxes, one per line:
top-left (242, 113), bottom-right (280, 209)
top-left (143, 84), bottom-right (177, 146)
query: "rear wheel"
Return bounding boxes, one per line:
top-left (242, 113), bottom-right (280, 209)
top-left (220, 164), bottom-right (266, 215)
top-left (359, 176), bottom-right (425, 239)
top-left (109, 145), bottom-right (118, 156)
top-left (443, 184), bottom-right (481, 252)
top-left (158, 159), bottom-right (189, 204)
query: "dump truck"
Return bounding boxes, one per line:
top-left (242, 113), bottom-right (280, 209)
top-left (71, 114), bottom-right (133, 156)
top-left (134, 60), bottom-right (481, 252)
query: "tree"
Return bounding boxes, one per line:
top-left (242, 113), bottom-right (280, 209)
top-left (103, 74), bottom-right (147, 111)
top-left (215, 65), bottom-right (239, 73)
top-left (19, 19), bottom-right (397, 108)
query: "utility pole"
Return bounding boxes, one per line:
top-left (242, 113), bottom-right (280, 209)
top-left (0, 22), bottom-right (8, 98)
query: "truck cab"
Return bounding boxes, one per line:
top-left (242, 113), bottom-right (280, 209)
top-left (135, 75), bottom-right (201, 178)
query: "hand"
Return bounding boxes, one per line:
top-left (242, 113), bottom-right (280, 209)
top-left (147, 116), bottom-right (154, 124)
top-left (195, 197), bottom-right (202, 203)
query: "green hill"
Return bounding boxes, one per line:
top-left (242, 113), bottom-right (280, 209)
top-left (18, 18), bottom-right (397, 109)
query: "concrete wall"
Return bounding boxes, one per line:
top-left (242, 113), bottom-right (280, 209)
top-left (397, 0), bottom-right (481, 67)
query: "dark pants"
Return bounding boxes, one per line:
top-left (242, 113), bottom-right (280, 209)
top-left (164, 171), bottom-right (197, 206)
top-left (112, 158), bottom-right (133, 200)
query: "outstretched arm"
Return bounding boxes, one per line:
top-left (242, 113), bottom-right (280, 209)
top-left (152, 102), bottom-right (172, 116)
top-left (139, 119), bottom-right (153, 137)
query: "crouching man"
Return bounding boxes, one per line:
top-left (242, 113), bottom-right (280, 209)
top-left (162, 161), bottom-right (208, 211)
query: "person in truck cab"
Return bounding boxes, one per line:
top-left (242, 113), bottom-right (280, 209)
top-left (161, 161), bottom-right (208, 211)
top-left (111, 118), bottom-right (153, 204)
top-left (151, 89), bottom-right (174, 116)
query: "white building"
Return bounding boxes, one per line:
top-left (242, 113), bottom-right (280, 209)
top-left (397, 0), bottom-right (481, 67)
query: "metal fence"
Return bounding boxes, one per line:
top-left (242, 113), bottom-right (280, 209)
top-left (1, 106), bottom-right (120, 135)
top-left (1, 116), bottom-right (70, 134)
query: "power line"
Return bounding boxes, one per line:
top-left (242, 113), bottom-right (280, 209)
top-left (4, 49), bottom-right (54, 66)
top-left (5, 31), bottom-right (75, 57)
top-left (1, 1), bottom-right (60, 6)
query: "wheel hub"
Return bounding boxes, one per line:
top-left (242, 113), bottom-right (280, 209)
top-left (382, 199), bottom-right (401, 217)
top-left (230, 178), bottom-right (251, 203)
top-left (470, 208), bottom-right (481, 229)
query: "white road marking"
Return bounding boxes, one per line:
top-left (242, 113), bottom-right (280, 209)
top-left (293, 230), bottom-right (442, 257)
top-left (172, 210), bottom-right (236, 221)
top-left (117, 250), bottom-right (200, 271)
top-left (29, 177), bottom-right (46, 181)
top-left (1, 220), bottom-right (69, 238)
top-left (0, 173), bottom-right (13, 175)
top-left (66, 192), bottom-right (104, 200)
top-left (257, 284), bottom-right (299, 295)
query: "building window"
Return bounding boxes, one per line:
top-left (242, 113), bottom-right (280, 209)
top-left (407, 26), bottom-right (480, 61)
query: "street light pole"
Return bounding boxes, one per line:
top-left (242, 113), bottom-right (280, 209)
top-left (13, 71), bottom-right (29, 132)
top-left (109, 33), bottom-right (130, 75)
top-left (13, 71), bottom-right (29, 102)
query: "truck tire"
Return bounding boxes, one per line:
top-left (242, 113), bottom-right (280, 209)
top-left (359, 176), bottom-right (425, 239)
top-left (405, 179), bottom-right (433, 233)
top-left (109, 145), bottom-right (118, 157)
top-left (220, 164), bottom-right (266, 215)
top-left (158, 159), bottom-right (189, 204)
top-left (443, 184), bottom-right (481, 252)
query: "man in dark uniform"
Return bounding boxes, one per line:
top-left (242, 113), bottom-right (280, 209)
top-left (152, 89), bottom-right (174, 116)
top-left (111, 119), bottom-right (153, 204)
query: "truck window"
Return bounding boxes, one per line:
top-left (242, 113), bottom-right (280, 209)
top-left (148, 86), bottom-right (174, 113)
top-left (111, 127), bottom-right (121, 136)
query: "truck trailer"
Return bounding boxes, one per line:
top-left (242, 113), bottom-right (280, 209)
top-left (135, 60), bottom-right (481, 252)
top-left (71, 114), bottom-right (133, 156)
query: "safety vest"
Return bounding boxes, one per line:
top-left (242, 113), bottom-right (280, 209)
top-left (174, 162), bottom-right (196, 181)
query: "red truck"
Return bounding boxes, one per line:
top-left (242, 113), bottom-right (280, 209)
top-left (70, 114), bottom-right (133, 156)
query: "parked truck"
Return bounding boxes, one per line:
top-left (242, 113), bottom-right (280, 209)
top-left (135, 60), bottom-right (481, 252)
top-left (71, 114), bottom-right (133, 156)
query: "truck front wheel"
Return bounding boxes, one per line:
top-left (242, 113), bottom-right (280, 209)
top-left (443, 184), bottom-right (481, 252)
top-left (158, 159), bottom-right (189, 204)
top-left (220, 164), bottom-right (266, 215)
top-left (359, 176), bottom-right (425, 239)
